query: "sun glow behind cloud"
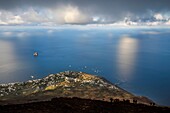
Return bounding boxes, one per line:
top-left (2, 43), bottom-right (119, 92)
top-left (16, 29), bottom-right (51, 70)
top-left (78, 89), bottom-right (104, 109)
top-left (63, 6), bottom-right (89, 24)
top-left (0, 5), bottom-right (90, 25)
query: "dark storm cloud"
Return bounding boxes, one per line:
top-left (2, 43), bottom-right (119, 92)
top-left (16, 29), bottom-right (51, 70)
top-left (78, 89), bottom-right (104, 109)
top-left (0, 0), bottom-right (170, 25)
top-left (1, 0), bottom-right (170, 13)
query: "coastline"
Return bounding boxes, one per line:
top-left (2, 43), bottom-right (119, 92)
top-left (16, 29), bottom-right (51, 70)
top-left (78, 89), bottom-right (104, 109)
top-left (0, 71), bottom-right (154, 106)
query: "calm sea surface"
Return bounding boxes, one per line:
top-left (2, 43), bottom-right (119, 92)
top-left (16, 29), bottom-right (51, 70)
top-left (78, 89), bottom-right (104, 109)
top-left (0, 26), bottom-right (170, 106)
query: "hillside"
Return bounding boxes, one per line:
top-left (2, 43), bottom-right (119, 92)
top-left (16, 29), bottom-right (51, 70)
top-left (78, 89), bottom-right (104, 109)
top-left (0, 71), bottom-right (153, 105)
top-left (1, 97), bottom-right (170, 113)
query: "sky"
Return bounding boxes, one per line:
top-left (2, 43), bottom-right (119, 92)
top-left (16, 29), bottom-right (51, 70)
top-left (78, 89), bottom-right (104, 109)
top-left (0, 0), bottom-right (170, 26)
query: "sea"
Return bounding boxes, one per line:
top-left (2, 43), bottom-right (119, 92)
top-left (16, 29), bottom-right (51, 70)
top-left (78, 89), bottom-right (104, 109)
top-left (0, 26), bottom-right (170, 106)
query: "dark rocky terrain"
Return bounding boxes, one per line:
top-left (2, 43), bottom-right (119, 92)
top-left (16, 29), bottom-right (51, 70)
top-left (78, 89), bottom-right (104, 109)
top-left (0, 97), bottom-right (170, 113)
top-left (0, 71), bottom-right (153, 105)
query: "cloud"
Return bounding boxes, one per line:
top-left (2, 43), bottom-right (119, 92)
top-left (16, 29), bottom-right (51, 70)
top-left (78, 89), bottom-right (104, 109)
top-left (0, 10), bottom-right (24, 25)
top-left (0, 5), bottom-right (91, 25)
top-left (2, 32), bottom-right (13, 37)
top-left (154, 13), bottom-right (164, 20)
top-left (0, 0), bottom-right (170, 26)
top-left (141, 31), bottom-right (161, 35)
top-left (62, 6), bottom-right (89, 24)
top-left (0, 31), bottom-right (30, 38)
top-left (165, 20), bottom-right (170, 25)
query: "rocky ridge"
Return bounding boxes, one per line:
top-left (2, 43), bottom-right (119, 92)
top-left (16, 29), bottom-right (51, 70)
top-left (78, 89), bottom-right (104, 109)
top-left (0, 71), bottom-right (153, 105)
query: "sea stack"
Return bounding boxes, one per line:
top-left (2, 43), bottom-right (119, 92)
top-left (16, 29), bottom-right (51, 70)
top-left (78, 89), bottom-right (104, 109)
top-left (33, 52), bottom-right (38, 57)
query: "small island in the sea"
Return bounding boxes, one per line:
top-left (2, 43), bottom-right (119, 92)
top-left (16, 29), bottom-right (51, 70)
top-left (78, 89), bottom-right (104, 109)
top-left (33, 52), bottom-right (38, 57)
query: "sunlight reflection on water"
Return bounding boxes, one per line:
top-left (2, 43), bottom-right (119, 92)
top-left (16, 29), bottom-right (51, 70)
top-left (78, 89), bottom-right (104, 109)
top-left (117, 36), bottom-right (138, 82)
top-left (0, 40), bottom-right (22, 82)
